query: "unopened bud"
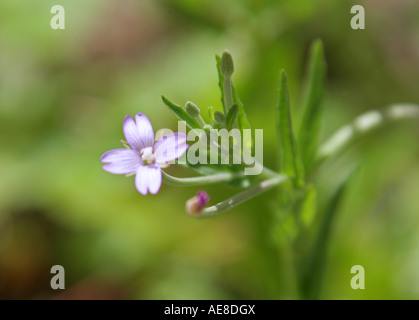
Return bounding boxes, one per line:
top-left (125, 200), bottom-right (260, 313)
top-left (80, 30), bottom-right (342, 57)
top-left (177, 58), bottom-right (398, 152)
top-left (220, 50), bottom-right (234, 78)
top-left (185, 101), bottom-right (201, 117)
top-left (186, 191), bottom-right (210, 217)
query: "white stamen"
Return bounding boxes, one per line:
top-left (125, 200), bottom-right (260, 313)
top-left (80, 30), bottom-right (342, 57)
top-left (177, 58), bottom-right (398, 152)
top-left (140, 147), bottom-right (155, 165)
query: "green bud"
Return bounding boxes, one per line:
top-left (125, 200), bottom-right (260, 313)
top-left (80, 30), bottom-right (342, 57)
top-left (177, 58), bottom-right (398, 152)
top-left (220, 50), bottom-right (234, 78)
top-left (214, 111), bottom-right (225, 126)
top-left (185, 101), bottom-right (201, 117)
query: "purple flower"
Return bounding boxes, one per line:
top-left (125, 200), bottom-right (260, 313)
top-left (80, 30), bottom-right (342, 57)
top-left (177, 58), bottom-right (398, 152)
top-left (100, 113), bottom-right (189, 195)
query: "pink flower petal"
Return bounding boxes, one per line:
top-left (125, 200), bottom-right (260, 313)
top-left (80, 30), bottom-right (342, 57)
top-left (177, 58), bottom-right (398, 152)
top-left (100, 148), bottom-right (140, 174)
top-left (123, 114), bottom-right (154, 152)
top-left (123, 115), bottom-right (144, 152)
top-left (153, 132), bottom-right (185, 150)
top-left (135, 113), bottom-right (155, 149)
top-left (135, 164), bottom-right (162, 195)
top-left (154, 132), bottom-right (189, 163)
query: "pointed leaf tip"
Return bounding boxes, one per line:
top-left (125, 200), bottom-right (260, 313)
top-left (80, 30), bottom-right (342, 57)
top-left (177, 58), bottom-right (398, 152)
top-left (276, 69), bottom-right (305, 186)
top-left (298, 39), bottom-right (327, 171)
top-left (161, 95), bottom-right (201, 129)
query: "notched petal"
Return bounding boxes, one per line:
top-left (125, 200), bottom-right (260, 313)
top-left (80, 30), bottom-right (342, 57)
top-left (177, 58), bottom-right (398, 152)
top-left (135, 113), bottom-right (155, 149)
top-left (100, 148), bottom-right (140, 174)
top-left (135, 164), bottom-right (162, 195)
top-left (123, 115), bottom-right (145, 152)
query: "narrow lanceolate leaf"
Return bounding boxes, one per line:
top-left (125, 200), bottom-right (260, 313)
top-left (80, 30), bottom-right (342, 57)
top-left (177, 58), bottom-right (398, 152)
top-left (300, 184), bottom-right (317, 227)
top-left (161, 96), bottom-right (201, 129)
top-left (276, 70), bottom-right (305, 186)
top-left (298, 39), bottom-right (326, 171)
top-left (208, 106), bottom-right (215, 123)
top-left (232, 85), bottom-right (251, 131)
top-left (225, 104), bottom-right (239, 131)
top-left (301, 168), bottom-right (356, 300)
top-left (215, 54), bottom-right (226, 114)
top-left (232, 85), bottom-right (252, 153)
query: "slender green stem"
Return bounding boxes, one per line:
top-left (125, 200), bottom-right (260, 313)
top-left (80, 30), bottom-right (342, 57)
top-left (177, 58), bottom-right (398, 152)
top-left (162, 170), bottom-right (242, 186)
top-left (196, 175), bottom-right (289, 219)
top-left (317, 104), bottom-right (419, 165)
top-left (195, 115), bottom-right (207, 128)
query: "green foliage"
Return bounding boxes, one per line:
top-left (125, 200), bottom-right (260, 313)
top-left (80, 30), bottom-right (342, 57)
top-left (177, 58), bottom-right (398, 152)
top-left (2, 0), bottom-right (418, 300)
top-left (232, 85), bottom-right (252, 132)
top-left (276, 70), bottom-right (305, 186)
top-left (161, 95), bottom-right (201, 129)
top-left (213, 111), bottom-right (226, 127)
top-left (225, 103), bottom-right (239, 131)
top-left (216, 53), bottom-right (252, 134)
top-left (298, 40), bottom-right (327, 171)
top-left (299, 184), bottom-right (317, 227)
top-left (207, 106), bottom-right (215, 123)
top-left (301, 168), bottom-right (356, 299)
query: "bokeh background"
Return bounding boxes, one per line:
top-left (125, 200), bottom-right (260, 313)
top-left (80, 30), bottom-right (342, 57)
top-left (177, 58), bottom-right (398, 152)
top-left (0, 0), bottom-right (418, 299)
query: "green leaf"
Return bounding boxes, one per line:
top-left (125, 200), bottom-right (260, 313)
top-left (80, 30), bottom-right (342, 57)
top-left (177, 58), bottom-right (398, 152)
top-left (232, 85), bottom-right (251, 131)
top-left (225, 103), bottom-right (239, 131)
top-left (213, 111), bottom-right (226, 128)
top-left (301, 168), bottom-right (356, 300)
top-left (298, 39), bottom-right (327, 171)
top-left (215, 54), bottom-right (226, 113)
top-left (278, 210), bottom-right (299, 244)
top-left (276, 70), bottom-right (305, 186)
top-left (161, 95), bottom-right (201, 129)
top-left (300, 184), bottom-right (317, 227)
top-left (208, 106), bottom-right (215, 123)
top-left (231, 85), bottom-right (252, 154)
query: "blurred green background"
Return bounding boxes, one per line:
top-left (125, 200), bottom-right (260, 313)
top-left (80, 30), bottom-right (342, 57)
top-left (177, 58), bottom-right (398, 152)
top-left (0, 0), bottom-right (418, 299)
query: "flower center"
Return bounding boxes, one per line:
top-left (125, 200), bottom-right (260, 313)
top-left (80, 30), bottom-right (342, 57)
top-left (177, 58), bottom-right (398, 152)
top-left (140, 147), bottom-right (155, 165)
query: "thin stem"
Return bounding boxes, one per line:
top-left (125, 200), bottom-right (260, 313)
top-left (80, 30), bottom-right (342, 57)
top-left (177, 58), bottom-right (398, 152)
top-left (162, 170), bottom-right (242, 186)
top-left (316, 104), bottom-right (419, 165)
top-left (196, 115), bottom-right (207, 128)
top-left (196, 175), bottom-right (289, 219)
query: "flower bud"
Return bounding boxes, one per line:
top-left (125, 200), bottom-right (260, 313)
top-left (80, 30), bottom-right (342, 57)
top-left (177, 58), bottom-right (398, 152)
top-left (185, 101), bottom-right (201, 117)
top-left (186, 191), bottom-right (210, 217)
top-left (220, 50), bottom-right (234, 78)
